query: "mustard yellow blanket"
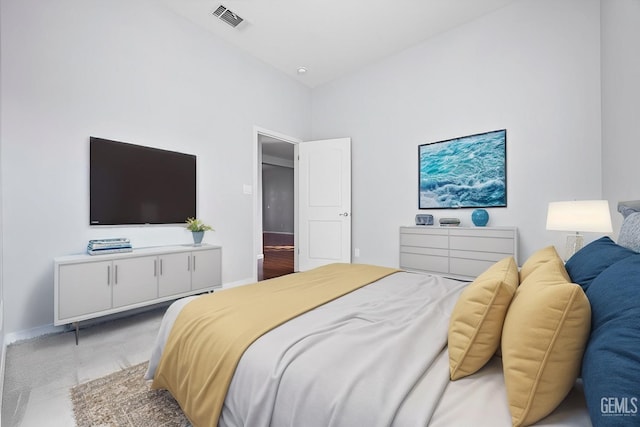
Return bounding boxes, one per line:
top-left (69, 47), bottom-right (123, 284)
top-left (152, 263), bottom-right (398, 427)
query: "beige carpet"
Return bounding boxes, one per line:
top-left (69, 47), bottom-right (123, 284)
top-left (71, 362), bottom-right (191, 427)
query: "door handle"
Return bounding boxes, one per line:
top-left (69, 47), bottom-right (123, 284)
top-left (339, 212), bottom-right (350, 217)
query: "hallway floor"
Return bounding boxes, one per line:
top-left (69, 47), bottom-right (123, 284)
top-left (259, 232), bottom-right (294, 280)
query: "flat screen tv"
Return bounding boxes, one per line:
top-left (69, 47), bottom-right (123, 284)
top-left (90, 137), bottom-right (196, 225)
top-left (419, 129), bottom-right (506, 209)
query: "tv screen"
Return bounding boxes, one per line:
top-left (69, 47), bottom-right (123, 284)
top-left (419, 129), bottom-right (507, 209)
top-left (90, 137), bottom-right (196, 225)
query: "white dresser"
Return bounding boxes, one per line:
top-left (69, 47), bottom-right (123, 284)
top-left (399, 226), bottom-right (518, 280)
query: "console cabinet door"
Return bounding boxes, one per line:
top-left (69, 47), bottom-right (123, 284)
top-left (191, 248), bottom-right (222, 291)
top-left (112, 256), bottom-right (158, 308)
top-left (158, 252), bottom-right (191, 297)
top-left (58, 261), bottom-right (112, 320)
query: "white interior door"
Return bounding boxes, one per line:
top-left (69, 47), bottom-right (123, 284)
top-left (297, 138), bottom-right (351, 271)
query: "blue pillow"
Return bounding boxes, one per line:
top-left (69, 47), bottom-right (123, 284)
top-left (565, 236), bottom-right (636, 291)
top-left (582, 255), bottom-right (640, 426)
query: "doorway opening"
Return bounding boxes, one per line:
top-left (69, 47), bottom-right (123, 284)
top-left (255, 130), bottom-right (299, 281)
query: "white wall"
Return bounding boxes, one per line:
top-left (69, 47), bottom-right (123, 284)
top-left (311, 0), bottom-right (603, 267)
top-left (1, 0), bottom-right (631, 340)
top-left (0, 0), bottom-right (311, 336)
top-left (601, 0), bottom-right (640, 234)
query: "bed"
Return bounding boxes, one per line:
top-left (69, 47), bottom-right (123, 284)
top-left (145, 203), bottom-right (640, 427)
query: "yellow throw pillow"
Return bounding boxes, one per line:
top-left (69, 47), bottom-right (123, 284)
top-left (518, 257), bottom-right (570, 289)
top-left (448, 257), bottom-right (519, 380)
top-left (519, 245), bottom-right (563, 282)
top-left (502, 276), bottom-right (590, 427)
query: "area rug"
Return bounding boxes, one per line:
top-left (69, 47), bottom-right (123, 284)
top-left (71, 362), bottom-right (191, 427)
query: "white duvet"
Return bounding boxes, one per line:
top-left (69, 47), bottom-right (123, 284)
top-left (146, 271), bottom-right (590, 427)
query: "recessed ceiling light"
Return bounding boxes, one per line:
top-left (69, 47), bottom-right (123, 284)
top-left (297, 67), bottom-right (307, 75)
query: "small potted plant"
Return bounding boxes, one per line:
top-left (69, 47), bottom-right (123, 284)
top-left (185, 218), bottom-right (213, 246)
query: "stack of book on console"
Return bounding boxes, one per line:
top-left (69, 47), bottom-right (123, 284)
top-left (87, 238), bottom-right (132, 255)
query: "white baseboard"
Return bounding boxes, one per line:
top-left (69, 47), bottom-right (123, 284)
top-left (5, 323), bottom-right (64, 345)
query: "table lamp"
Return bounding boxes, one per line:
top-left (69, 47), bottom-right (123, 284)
top-left (546, 200), bottom-right (613, 260)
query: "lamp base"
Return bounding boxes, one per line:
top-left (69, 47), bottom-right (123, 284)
top-left (564, 233), bottom-right (584, 261)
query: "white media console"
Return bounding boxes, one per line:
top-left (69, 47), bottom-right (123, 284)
top-left (54, 244), bottom-right (222, 343)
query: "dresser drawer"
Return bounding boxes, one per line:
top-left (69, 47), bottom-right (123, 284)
top-left (400, 233), bottom-right (448, 249)
top-left (449, 228), bottom-right (515, 239)
top-left (449, 236), bottom-right (515, 254)
top-left (400, 246), bottom-right (448, 257)
top-left (400, 252), bottom-right (449, 274)
top-left (449, 250), bottom-right (509, 263)
top-left (449, 258), bottom-right (496, 278)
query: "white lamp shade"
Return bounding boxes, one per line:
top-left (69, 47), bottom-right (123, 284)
top-left (546, 200), bottom-right (613, 233)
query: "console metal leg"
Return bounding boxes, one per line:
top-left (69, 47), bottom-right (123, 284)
top-left (73, 322), bottom-right (79, 345)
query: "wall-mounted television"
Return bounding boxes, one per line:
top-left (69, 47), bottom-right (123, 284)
top-left (90, 137), bottom-right (196, 225)
top-left (419, 129), bottom-right (506, 209)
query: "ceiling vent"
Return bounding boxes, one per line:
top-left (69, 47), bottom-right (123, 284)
top-left (212, 5), bottom-right (244, 28)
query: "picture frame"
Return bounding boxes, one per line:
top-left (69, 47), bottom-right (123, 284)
top-left (418, 129), bottom-right (507, 209)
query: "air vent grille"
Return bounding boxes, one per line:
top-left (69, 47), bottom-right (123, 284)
top-left (212, 5), bottom-right (244, 28)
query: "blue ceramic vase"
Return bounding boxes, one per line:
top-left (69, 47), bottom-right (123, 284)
top-left (472, 209), bottom-right (489, 227)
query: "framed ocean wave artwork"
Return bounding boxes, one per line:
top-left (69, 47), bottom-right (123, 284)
top-left (419, 129), bottom-right (507, 209)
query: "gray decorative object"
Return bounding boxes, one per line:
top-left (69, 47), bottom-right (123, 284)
top-left (617, 200), bottom-right (640, 218)
top-left (618, 211), bottom-right (640, 252)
